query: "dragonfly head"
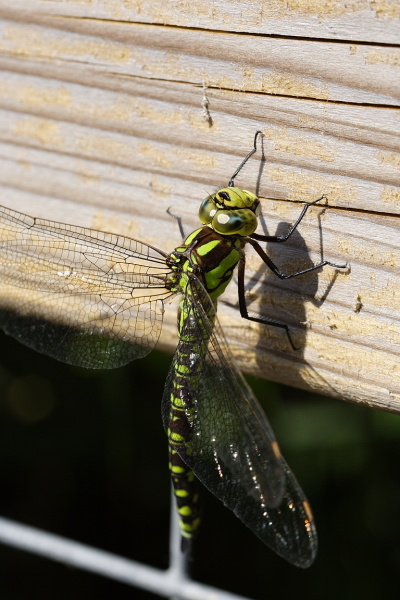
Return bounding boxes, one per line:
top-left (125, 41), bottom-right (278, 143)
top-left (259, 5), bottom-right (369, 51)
top-left (199, 187), bottom-right (261, 236)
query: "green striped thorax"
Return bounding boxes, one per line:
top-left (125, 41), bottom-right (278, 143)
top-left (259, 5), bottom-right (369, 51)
top-left (167, 186), bottom-right (261, 301)
top-left (199, 186), bottom-right (261, 236)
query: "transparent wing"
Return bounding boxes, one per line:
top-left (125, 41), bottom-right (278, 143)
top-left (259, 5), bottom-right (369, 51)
top-left (0, 205), bottom-right (172, 368)
top-left (162, 276), bottom-right (317, 567)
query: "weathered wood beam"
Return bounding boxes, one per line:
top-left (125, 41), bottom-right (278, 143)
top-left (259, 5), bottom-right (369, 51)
top-left (0, 3), bottom-right (399, 411)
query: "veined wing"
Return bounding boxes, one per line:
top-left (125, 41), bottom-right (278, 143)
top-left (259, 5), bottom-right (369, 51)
top-left (162, 275), bottom-right (317, 567)
top-left (0, 205), bottom-right (172, 368)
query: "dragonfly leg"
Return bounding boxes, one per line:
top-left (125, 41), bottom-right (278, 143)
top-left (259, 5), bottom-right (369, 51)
top-left (247, 237), bottom-right (347, 278)
top-left (228, 130), bottom-right (263, 187)
top-left (250, 195), bottom-right (328, 243)
top-left (238, 226), bottom-right (346, 349)
top-left (237, 255), bottom-right (299, 350)
top-left (167, 207), bottom-right (186, 240)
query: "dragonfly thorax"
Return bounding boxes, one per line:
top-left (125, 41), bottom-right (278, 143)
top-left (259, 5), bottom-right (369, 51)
top-left (199, 187), bottom-right (260, 236)
top-left (166, 226), bottom-right (243, 301)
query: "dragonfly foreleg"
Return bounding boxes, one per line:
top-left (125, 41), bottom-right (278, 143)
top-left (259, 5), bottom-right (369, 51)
top-left (250, 195), bottom-right (328, 243)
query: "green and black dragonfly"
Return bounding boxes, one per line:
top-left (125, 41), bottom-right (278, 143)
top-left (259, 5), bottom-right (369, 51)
top-left (0, 132), bottom-right (345, 567)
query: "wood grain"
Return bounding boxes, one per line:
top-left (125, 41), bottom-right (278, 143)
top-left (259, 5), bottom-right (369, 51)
top-left (0, 0), bottom-right (399, 43)
top-left (0, 3), bottom-right (398, 412)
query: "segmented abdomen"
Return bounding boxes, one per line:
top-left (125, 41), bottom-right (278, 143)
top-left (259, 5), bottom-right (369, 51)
top-left (166, 226), bottom-right (242, 541)
top-left (167, 298), bottom-right (212, 539)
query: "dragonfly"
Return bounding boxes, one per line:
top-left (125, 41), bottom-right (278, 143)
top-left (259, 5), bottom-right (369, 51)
top-left (0, 132), bottom-right (346, 568)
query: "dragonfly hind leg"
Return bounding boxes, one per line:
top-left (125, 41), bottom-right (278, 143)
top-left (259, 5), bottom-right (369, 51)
top-left (237, 240), bottom-right (347, 350)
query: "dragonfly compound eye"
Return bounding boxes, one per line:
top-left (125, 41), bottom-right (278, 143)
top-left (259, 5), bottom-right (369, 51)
top-left (199, 187), bottom-right (260, 235)
top-left (211, 208), bottom-right (258, 236)
top-left (199, 196), bottom-right (218, 225)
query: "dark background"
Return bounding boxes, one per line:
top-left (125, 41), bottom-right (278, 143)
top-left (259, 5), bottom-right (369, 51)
top-left (0, 333), bottom-right (399, 600)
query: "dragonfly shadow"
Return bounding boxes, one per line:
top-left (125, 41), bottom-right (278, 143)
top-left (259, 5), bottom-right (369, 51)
top-left (247, 227), bottom-right (312, 356)
top-left (240, 204), bottom-right (343, 388)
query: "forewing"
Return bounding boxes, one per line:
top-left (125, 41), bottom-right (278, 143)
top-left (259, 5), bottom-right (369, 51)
top-left (162, 276), bottom-right (317, 567)
top-left (0, 205), bottom-right (172, 368)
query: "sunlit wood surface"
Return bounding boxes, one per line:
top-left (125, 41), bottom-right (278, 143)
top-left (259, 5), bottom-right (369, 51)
top-left (0, 2), bottom-right (399, 412)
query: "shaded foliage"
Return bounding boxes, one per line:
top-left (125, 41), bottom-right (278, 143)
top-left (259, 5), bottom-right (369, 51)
top-left (0, 334), bottom-right (399, 600)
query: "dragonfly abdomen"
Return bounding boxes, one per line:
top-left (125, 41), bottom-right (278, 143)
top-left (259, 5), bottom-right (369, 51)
top-left (165, 225), bottom-right (243, 542)
top-left (166, 303), bottom-right (211, 541)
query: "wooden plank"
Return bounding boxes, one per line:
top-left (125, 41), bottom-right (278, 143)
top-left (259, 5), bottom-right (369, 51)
top-left (0, 75), bottom-right (398, 214)
top-left (0, 0), bottom-right (399, 44)
top-left (0, 14), bottom-right (398, 105)
top-left (0, 7), bottom-right (399, 413)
